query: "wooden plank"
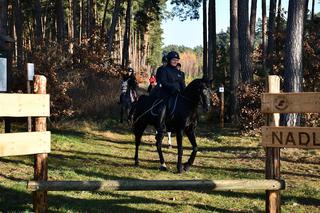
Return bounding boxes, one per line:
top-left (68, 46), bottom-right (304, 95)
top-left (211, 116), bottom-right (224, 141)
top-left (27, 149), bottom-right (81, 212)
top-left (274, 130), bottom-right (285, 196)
top-left (27, 179), bottom-right (285, 191)
top-left (0, 93), bottom-right (50, 117)
top-left (261, 92), bottom-right (320, 113)
top-left (0, 131), bottom-right (51, 157)
top-left (262, 126), bottom-right (320, 149)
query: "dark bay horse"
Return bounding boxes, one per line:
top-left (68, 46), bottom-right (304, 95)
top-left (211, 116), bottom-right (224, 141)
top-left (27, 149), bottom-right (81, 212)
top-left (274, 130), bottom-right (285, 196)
top-left (132, 79), bottom-right (211, 173)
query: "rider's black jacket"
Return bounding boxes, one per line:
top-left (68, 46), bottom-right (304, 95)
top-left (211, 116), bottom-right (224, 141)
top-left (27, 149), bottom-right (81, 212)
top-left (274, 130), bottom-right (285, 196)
top-left (122, 74), bottom-right (138, 91)
top-left (155, 64), bottom-right (185, 98)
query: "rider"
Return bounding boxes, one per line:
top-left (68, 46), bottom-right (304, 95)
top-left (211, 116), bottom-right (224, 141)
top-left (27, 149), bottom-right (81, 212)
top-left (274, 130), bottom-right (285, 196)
top-left (147, 73), bottom-right (157, 94)
top-left (177, 63), bottom-right (182, 71)
top-left (120, 67), bottom-right (138, 103)
top-left (153, 51), bottom-right (185, 156)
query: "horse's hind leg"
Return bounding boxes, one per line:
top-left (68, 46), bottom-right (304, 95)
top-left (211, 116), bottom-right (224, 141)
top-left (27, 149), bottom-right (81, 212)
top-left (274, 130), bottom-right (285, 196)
top-left (184, 129), bottom-right (198, 172)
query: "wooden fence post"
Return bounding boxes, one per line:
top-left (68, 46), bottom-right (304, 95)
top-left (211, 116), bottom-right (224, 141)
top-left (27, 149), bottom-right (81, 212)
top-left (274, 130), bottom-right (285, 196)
top-left (33, 75), bottom-right (48, 212)
top-left (219, 84), bottom-right (224, 128)
top-left (265, 75), bottom-right (281, 213)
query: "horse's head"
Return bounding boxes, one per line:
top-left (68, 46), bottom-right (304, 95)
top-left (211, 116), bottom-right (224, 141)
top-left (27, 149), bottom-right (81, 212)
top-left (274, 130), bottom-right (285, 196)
top-left (183, 79), bottom-right (211, 112)
top-left (199, 80), bottom-right (211, 112)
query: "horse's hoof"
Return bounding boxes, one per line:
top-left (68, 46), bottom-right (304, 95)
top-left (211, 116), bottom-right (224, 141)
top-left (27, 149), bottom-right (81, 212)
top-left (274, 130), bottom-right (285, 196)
top-left (134, 162), bottom-right (139, 167)
top-left (159, 165), bottom-right (167, 171)
top-left (183, 163), bottom-right (191, 172)
top-left (177, 166), bottom-right (183, 174)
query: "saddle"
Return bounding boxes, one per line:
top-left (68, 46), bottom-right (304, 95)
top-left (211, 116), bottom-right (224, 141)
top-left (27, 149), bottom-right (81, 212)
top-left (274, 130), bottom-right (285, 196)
top-left (151, 94), bottom-right (179, 118)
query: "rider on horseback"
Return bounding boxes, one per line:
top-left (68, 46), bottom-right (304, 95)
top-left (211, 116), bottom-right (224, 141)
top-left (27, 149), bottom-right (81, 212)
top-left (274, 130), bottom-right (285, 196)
top-left (120, 67), bottom-right (138, 103)
top-left (151, 51), bottom-right (185, 163)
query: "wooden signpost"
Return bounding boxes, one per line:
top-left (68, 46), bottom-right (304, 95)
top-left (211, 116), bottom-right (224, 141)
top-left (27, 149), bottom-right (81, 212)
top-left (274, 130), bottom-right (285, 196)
top-left (262, 75), bottom-right (320, 213)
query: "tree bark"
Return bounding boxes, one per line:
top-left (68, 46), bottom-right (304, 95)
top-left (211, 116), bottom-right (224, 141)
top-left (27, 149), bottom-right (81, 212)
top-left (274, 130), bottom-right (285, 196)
top-left (122, 0), bottom-right (132, 67)
top-left (14, 0), bottom-right (23, 72)
top-left (230, 0), bottom-right (240, 125)
top-left (56, 0), bottom-right (65, 43)
top-left (311, 0), bottom-right (315, 21)
top-left (107, 0), bottom-right (122, 58)
top-left (203, 0), bottom-right (208, 79)
top-left (282, 0), bottom-right (307, 126)
top-left (101, 0), bottom-right (110, 36)
top-left (266, 0), bottom-right (277, 74)
top-left (73, 0), bottom-right (80, 42)
top-left (238, 0), bottom-right (253, 82)
top-left (249, 0), bottom-right (257, 48)
top-left (0, 0), bottom-right (7, 35)
top-left (208, 0), bottom-right (216, 82)
top-left (34, 0), bottom-right (42, 43)
top-left (262, 0), bottom-right (267, 73)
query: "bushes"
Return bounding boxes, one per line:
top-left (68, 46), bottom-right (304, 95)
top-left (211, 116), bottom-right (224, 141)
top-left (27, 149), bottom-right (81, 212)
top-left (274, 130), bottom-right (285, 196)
top-left (31, 40), bottom-right (124, 120)
top-left (237, 81), bottom-right (265, 134)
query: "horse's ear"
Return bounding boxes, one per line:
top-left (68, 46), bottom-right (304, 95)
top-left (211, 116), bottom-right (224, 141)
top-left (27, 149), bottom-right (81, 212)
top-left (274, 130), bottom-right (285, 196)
top-left (201, 78), bottom-right (211, 87)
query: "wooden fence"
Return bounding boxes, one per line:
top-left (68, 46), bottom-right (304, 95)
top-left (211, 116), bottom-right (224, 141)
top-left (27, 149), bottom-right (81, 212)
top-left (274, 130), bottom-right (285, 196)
top-left (8, 75), bottom-right (320, 213)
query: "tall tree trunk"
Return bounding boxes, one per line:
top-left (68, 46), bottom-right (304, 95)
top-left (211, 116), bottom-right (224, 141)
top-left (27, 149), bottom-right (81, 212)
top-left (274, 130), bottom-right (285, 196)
top-left (122, 0), bottom-right (132, 67)
top-left (0, 0), bottom-right (7, 36)
top-left (81, 0), bottom-right (86, 38)
top-left (230, 0), bottom-right (240, 124)
top-left (311, 0), bottom-right (315, 21)
top-left (87, 0), bottom-right (96, 37)
top-left (107, 0), bottom-right (121, 58)
top-left (56, 0), bottom-right (64, 43)
top-left (207, 0), bottom-right (216, 82)
top-left (282, 0), bottom-right (307, 126)
top-left (101, 0), bottom-right (110, 36)
top-left (238, 0), bottom-right (253, 82)
top-left (266, 0), bottom-right (277, 74)
top-left (73, 0), bottom-right (80, 42)
top-left (276, 0), bottom-right (282, 30)
top-left (67, 0), bottom-right (73, 40)
top-left (14, 0), bottom-right (23, 72)
top-left (34, 0), bottom-right (42, 44)
top-left (262, 0), bottom-right (267, 73)
top-left (275, 0), bottom-right (282, 56)
top-left (203, 0), bottom-right (208, 79)
top-left (249, 0), bottom-right (257, 48)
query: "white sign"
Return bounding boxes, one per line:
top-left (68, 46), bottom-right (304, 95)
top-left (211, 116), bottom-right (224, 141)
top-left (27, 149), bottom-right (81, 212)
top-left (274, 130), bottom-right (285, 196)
top-left (0, 58), bottom-right (7, 92)
top-left (219, 87), bottom-right (224, 93)
top-left (27, 63), bottom-right (35, 81)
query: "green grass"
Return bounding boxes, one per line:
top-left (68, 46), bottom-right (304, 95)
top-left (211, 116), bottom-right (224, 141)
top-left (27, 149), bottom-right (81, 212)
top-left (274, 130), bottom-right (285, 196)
top-left (0, 119), bottom-right (319, 212)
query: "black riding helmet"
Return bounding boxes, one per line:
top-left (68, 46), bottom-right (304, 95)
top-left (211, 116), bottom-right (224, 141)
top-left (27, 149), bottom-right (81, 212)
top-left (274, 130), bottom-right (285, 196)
top-left (162, 55), bottom-right (167, 63)
top-left (127, 67), bottom-right (134, 74)
top-left (166, 51), bottom-right (180, 61)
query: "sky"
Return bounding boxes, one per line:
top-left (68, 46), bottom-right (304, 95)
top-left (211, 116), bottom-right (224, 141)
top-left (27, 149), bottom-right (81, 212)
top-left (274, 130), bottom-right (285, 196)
top-left (161, 1), bottom-right (320, 48)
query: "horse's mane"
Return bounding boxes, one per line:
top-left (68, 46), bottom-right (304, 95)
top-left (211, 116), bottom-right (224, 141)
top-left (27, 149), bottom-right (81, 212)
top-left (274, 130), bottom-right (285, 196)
top-left (182, 79), bottom-right (204, 95)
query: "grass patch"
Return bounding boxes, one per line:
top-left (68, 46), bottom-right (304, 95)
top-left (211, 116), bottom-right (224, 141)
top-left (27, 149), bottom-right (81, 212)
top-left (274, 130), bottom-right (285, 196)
top-left (0, 119), bottom-right (319, 212)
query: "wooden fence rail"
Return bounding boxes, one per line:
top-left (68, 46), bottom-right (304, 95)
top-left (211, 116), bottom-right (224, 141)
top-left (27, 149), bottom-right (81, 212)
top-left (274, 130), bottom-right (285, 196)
top-left (27, 179), bottom-right (285, 192)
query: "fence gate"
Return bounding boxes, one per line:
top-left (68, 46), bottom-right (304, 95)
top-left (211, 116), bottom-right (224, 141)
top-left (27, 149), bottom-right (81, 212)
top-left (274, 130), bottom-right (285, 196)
top-left (0, 75), bottom-right (50, 212)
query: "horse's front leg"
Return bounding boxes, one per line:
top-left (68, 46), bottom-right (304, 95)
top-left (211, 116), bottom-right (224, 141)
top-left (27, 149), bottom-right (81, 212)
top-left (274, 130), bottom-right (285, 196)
top-left (120, 106), bottom-right (124, 123)
top-left (176, 129), bottom-right (184, 173)
top-left (134, 123), bottom-right (147, 167)
top-left (184, 129), bottom-right (197, 172)
top-left (155, 130), bottom-right (167, 171)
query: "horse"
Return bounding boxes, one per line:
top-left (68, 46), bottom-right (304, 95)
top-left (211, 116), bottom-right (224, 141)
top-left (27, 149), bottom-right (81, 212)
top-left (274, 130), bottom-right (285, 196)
top-left (132, 79), bottom-right (211, 173)
top-left (120, 89), bottom-right (136, 123)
